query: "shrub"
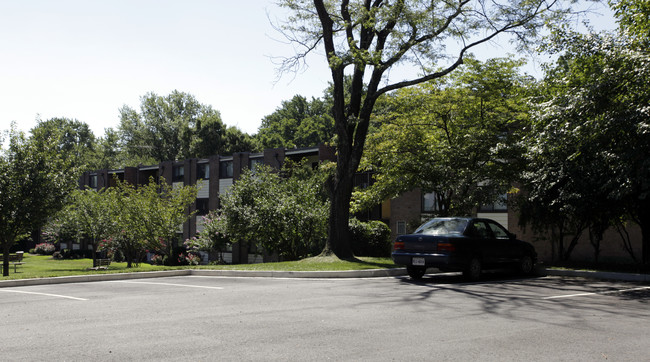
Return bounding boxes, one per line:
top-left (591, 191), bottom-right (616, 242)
top-left (150, 254), bottom-right (165, 265)
top-left (167, 246), bottom-right (188, 266)
top-left (349, 218), bottom-right (392, 257)
top-left (111, 249), bottom-right (125, 263)
top-left (34, 243), bottom-right (56, 255)
top-left (184, 252), bottom-right (202, 266)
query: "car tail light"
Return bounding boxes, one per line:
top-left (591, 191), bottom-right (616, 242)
top-left (393, 241), bottom-right (405, 251)
top-left (437, 242), bottom-right (456, 252)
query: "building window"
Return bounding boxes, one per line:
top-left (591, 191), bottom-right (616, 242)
top-left (422, 192), bottom-right (444, 213)
top-left (220, 161), bottom-right (233, 178)
top-left (397, 221), bottom-right (406, 235)
top-left (89, 175), bottom-right (97, 189)
top-left (249, 158), bottom-right (264, 173)
top-left (172, 166), bottom-right (184, 183)
top-left (479, 194), bottom-right (508, 212)
top-left (354, 172), bottom-right (371, 189)
top-left (198, 163), bottom-right (210, 180)
top-left (195, 198), bottom-right (209, 216)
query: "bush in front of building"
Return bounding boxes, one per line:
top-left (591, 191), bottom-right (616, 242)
top-left (34, 242), bottom-right (56, 255)
top-left (349, 218), bottom-right (392, 257)
top-left (220, 164), bottom-right (330, 261)
top-left (150, 254), bottom-right (166, 265)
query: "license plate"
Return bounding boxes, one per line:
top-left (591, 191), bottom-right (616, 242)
top-left (412, 257), bottom-right (425, 266)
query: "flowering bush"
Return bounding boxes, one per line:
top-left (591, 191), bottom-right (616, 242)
top-left (150, 254), bottom-right (165, 265)
top-left (184, 253), bottom-right (202, 266)
top-left (184, 212), bottom-right (230, 256)
top-left (34, 243), bottom-right (56, 255)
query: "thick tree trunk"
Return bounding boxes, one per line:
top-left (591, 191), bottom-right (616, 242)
top-left (639, 201), bottom-right (650, 265)
top-left (324, 170), bottom-right (355, 259)
top-left (2, 241), bottom-right (10, 277)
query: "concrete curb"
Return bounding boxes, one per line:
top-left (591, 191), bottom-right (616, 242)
top-left (2, 267), bottom-right (648, 288)
top-left (0, 268), bottom-right (407, 288)
top-left (191, 268), bottom-right (408, 279)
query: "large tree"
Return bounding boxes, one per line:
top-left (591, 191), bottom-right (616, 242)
top-left (58, 188), bottom-right (116, 262)
top-left (357, 57), bottom-right (532, 216)
top-left (118, 90), bottom-right (233, 163)
top-left (30, 118), bottom-right (99, 172)
top-left (106, 177), bottom-right (198, 267)
top-left (257, 95), bottom-right (335, 149)
top-left (278, 0), bottom-right (571, 258)
top-left (520, 28), bottom-right (650, 263)
top-left (0, 129), bottom-right (75, 276)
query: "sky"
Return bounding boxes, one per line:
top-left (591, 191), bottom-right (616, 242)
top-left (0, 0), bottom-right (617, 138)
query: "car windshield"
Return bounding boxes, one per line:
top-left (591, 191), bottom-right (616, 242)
top-left (414, 218), bottom-right (469, 236)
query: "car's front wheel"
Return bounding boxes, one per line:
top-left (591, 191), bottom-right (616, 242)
top-left (407, 266), bottom-right (427, 280)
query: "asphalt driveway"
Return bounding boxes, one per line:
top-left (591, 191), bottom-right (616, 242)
top-left (1, 274), bottom-right (648, 361)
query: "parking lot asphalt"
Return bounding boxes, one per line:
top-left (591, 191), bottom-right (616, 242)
top-left (1, 273), bottom-right (648, 361)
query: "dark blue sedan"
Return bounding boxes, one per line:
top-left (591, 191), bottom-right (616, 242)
top-left (392, 217), bottom-right (536, 280)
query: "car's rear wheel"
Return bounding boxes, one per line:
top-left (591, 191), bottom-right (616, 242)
top-left (407, 266), bottom-right (427, 280)
top-left (519, 254), bottom-right (534, 275)
top-left (463, 257), bottom-right (482, 281)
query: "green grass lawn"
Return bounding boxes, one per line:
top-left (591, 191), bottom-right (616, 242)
top-left (1, 253), bottom-right (398, 281)
top-left (197, 255), bottom-right (397, 271)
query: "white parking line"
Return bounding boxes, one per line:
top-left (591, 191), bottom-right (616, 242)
top-left (544, 286), bottom-right (650, 300)
top-left (107, 280), bottom-right (224, 290)
top-left (0, 289), bottom-right (88, 301)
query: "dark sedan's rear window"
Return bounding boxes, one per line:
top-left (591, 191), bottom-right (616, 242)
top-left (415, 218), bottom-right (469, 236)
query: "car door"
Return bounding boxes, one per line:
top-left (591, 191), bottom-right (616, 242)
top-left (485, 219), bottom-right (519, 263)
top-left (467, 220), bottom-right (499, 264)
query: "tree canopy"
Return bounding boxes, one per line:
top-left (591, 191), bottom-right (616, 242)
top-left (278, 0), bottom-right (572, 258)
top-left (117, 90), bottom-right (255, 164)
top-left (0, 129), bottom-right (76, 275)
top-left (357, 57), bottom-right (533, 216)
top-left (610, 0), bottom-right (650, 47)
top-left (103, 177), bottom-right (198, 266)
top-left (257, 95), bottom-right (335, 149)
top-left (519, 27), bottom-right (650, 263)
top-left (29, 118), bottom-right (99, 171)
top-left (219, 163), bottom-right (330, 260)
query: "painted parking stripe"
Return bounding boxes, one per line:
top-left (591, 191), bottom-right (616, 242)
top-left (107, 280), bottom-right (224, 290)
top-left (0, 289), bottom-right (88, 301)
top-left (544, 286), bottom-right (650, 300)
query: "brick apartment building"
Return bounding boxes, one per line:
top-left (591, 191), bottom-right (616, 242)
top-left (77, 144), bottom-right (643, 265)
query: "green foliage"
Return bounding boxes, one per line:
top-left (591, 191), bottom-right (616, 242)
top-left (0, 128), bottom-right (76, 276)
top-left (520, 28), bottom-right (650, 262)
top-left (41, 211), bottom-right (80, 246)
top-left (184, 211), bottom-right (230, 263)
top-left (348, 218), bottom-right (392, 257)
top-left (104, 177), bottom-right (199, 266)
top-left (610, 0), bottom-right (650, 47)
top-left (257, 95), bottom-right (335, 149)
top-left (117, 90), bottom-right (253, 164)
top-left (357, 58), bottom-right (532, 216)
top-left (47, 177), bottom-right (199, 267)
top-left (220, 163), bottom-right (330, 260)
top-left (52, 188), bottom-right (117, 256)
top-left (29, 117), bottom-right (99, 173)
top-left (34, 243), bottom-right (56, 255)
top-left (223, 126), bottom-right (262, 154)
top-left (278, 0), bottom-right (568, 257)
